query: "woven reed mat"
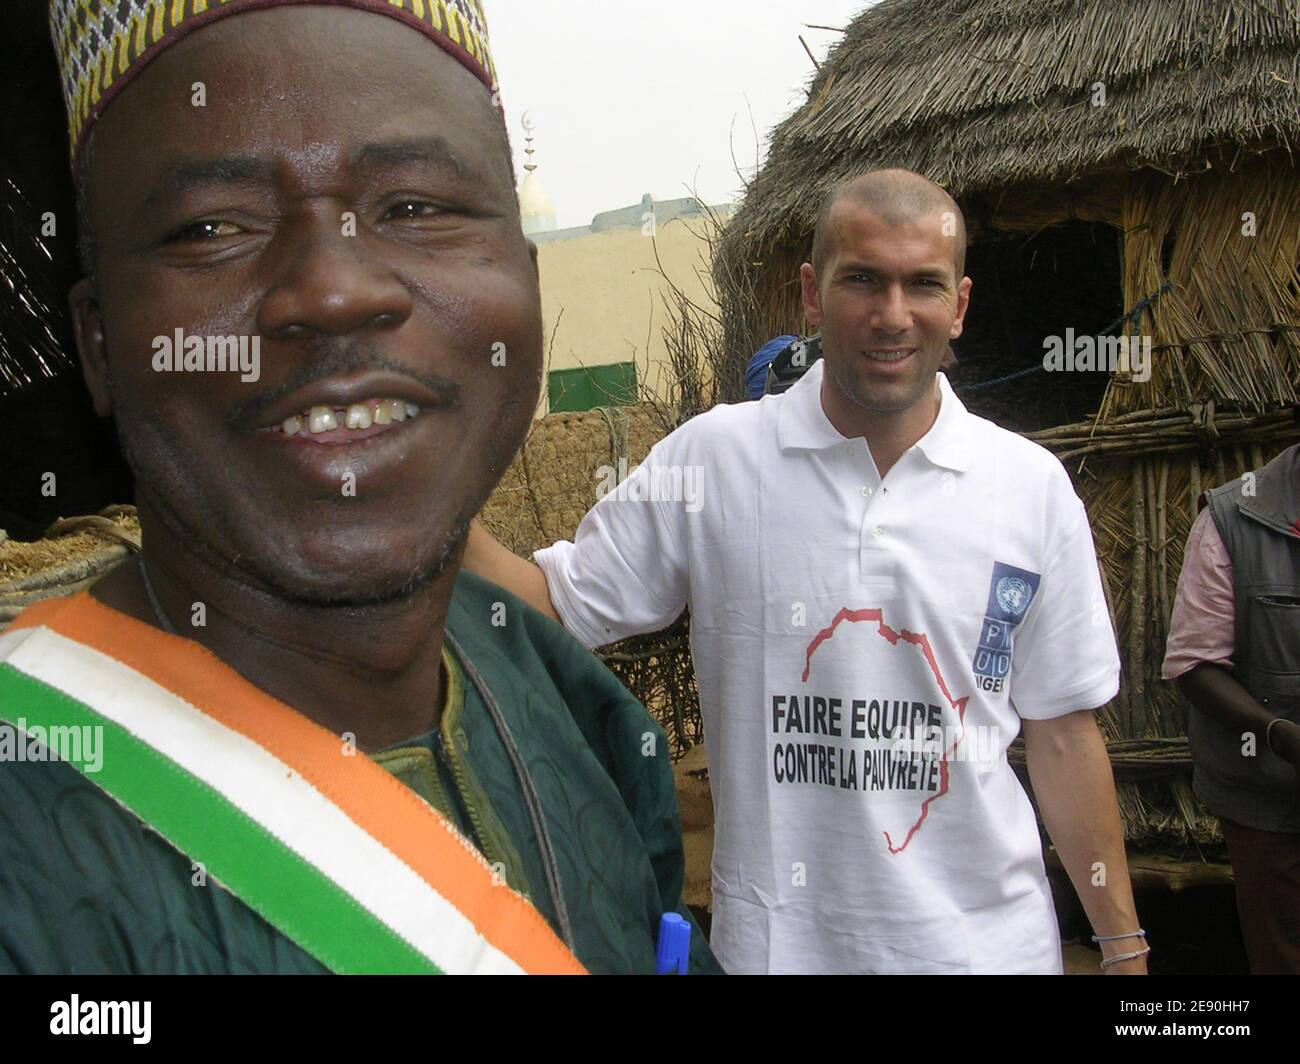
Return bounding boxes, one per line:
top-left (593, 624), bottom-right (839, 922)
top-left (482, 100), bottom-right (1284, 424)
top-left (0, 505), bottom-right (140, 629)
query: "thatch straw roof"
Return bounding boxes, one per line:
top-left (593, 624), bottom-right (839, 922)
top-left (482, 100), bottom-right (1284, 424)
top-left (725, 0), bottom-right (1300, 253)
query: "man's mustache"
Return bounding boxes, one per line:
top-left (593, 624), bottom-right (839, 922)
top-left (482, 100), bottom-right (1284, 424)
top-left (228, 341), bottom-right (461, 428)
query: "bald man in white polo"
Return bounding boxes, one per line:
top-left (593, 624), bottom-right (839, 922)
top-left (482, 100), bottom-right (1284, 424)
top-left (467, 170), bottom-right (1145, 976)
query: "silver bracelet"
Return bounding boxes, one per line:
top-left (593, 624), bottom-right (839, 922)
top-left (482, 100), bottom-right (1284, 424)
top-left (1100, 946), bottom-right (1151, 970)
top-left (1092, 929), bottom-right (1146, 944)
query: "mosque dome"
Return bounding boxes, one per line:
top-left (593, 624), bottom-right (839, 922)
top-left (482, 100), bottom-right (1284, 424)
top-left (519, 172), bottom-right (557, 235)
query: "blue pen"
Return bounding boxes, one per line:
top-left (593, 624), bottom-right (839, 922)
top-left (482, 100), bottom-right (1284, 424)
top-left (655, 912), bottom-right (691, 975)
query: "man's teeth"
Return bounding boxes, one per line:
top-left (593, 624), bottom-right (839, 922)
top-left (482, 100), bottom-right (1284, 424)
top-left (309, 407), bottom-right (338, 433)
top-left (280, 400), bottom-right (422, 436)
top-left (865, 349), bottom-right (913, 362)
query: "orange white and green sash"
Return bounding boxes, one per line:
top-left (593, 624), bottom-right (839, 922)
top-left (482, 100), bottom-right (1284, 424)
top-left (0, 594), bottom-right (584, 976)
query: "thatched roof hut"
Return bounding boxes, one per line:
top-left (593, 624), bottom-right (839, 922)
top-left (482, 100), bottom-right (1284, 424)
top-left (715, 0), bottom-right (1300, 850)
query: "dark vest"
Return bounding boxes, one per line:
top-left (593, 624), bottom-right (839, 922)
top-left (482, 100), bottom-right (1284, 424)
top-left (1196, 443), bottom-right (1300, 832)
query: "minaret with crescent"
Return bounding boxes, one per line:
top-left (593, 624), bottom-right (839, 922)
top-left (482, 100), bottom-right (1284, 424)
top-left (518, 113), bottom-right (558, 236)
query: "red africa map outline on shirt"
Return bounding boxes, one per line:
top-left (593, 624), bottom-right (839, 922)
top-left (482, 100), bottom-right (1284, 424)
top-left (801, 607), bottom-right (971, 855)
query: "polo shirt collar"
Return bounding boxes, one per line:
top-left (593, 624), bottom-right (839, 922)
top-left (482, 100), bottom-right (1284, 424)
top-left (776, 359), bottom-right (972, 472)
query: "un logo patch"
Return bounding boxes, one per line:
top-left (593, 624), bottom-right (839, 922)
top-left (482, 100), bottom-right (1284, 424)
top-left (973, 562), bottom-right (1043, 689)
top-left (995, 576), bottom-right (1034, 618)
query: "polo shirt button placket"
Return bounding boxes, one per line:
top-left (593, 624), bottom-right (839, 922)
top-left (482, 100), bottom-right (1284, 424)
top-left (859, 478), bottom-right (887, 568)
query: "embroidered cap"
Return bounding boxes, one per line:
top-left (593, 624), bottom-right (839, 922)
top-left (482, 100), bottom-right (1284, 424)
top-left (49, 0), bottom-right (498, 172)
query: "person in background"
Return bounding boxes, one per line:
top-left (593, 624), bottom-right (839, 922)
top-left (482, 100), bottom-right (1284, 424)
top-left (1163, 439), bottom-right (1300, 974)
top-left (746, 335), bottom-right (801, 399)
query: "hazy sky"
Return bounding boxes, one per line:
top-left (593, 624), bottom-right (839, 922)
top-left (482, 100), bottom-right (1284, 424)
top-left (489, 0), bottom-right (876, 229)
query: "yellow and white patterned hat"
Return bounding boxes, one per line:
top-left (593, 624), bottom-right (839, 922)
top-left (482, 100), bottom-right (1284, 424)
top-left (48, 0), bottom-right (498, 172)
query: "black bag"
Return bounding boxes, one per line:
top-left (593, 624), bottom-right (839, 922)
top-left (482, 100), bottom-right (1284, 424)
top-left (763, 335), bottom-right (822, 395)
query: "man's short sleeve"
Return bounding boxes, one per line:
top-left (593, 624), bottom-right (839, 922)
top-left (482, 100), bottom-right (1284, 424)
top-left (1160, 506), bottom-right (1236, 681)
top-left (1010, 475), bottom-right (1121, 720)
top-left (534, 440), bottom-right (690, 650)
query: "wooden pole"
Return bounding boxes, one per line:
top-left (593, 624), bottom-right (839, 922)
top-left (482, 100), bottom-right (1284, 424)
top-left (1130, 460), bottom-right (1148, 737)
top-left (1156, 457), bottom-right (1170, 640)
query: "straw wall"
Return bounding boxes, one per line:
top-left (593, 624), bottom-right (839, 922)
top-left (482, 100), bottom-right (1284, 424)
top-left (1026, 411), bottom-right (1300, 847)
top-left (478, 403), bottom-right (703, 758)
top-left (1102, 153), bottom-right (1300, 417)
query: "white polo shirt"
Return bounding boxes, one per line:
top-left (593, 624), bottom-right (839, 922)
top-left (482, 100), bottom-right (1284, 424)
top-left (535, 360), bottom-right (1120, 974)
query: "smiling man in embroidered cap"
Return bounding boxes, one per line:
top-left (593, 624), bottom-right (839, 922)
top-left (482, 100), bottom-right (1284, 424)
top-left (0, 0), bottom-right (720, 975)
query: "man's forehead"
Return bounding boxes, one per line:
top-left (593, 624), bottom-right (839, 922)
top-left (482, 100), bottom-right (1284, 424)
top-left (831, 200), bottom-right (949, 241)
top-left (828, 204), bottom-right (956, 269)
top-left (88, 14), bottom-right (502, 197)
top-left (137, 135), bottom-right (477, 206)
top-left (113, 10), bottom-right (482, 123)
